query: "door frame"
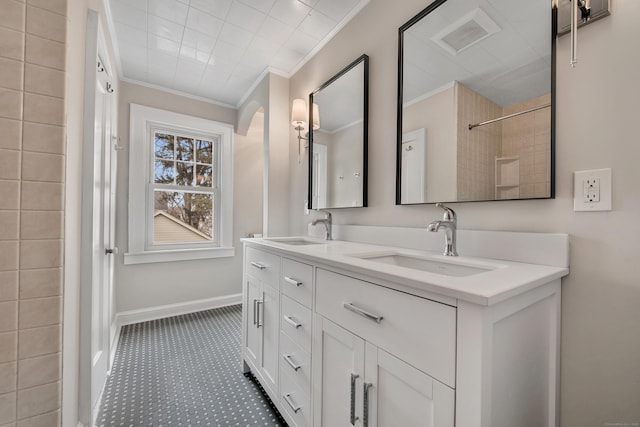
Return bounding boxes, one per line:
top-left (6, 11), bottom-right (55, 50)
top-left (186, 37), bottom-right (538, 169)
top-left (77, 10), bottom-right (117, 426)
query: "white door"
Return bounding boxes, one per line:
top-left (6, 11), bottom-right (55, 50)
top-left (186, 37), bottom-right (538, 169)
top-left (260, 283), bottom-right (280, 396)
top-left (401, 129), bottom-right (427, 204)
top-left (79, 11), bottom-right (118, 423)
top-left (313, 316), bottom-right (365, 427)
top-left (363, 344), bottom-right (455, 427)
top-left (90, 61), bottom-right (108, 405)
top-left (312, 144), bottom-right (328, 209)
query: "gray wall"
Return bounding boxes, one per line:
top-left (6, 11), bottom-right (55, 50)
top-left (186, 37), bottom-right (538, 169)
top-left (114, 81), bottom-right (262, 312)
top-left (289, 0), bottom-right (640, 424)
top-left (238, 73), bottom-right (291, 237)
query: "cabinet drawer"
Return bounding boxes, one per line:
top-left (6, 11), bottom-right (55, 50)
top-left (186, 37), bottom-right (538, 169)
top-left (245, 247), bottom-right (280, 287)
top-left (280, 331), bottom-right (311, 395)
top-left (281, 295), bottom-right (312, 353)
top-left (279, 364), bottom-right (311, 427)
top-left (315, 268), bottom-right (457, 388)
top-left (281, 258), bottom-right (313, 307)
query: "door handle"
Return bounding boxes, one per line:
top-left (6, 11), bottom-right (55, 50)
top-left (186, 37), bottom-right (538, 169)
top-left (256, 299), bottom-right (263, 328)
top-left (350, 373), bottom-right (359, 425)
top-left (363, 382), bottom-right (373, 427)
top-left (252, 299), bottom-right (258, 326)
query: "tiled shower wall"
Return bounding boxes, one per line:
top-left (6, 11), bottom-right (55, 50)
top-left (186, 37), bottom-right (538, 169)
top-left (455, 82), bottom-right (502, 201)
top-left (501, 93), bottom-right (552, 199)
top-left (0, 0), bottom-right (67, 425)
top-left (455, 84), bottom-right (551, 200)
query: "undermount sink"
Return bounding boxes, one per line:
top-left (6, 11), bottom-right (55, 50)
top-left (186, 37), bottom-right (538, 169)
top-left (264, 238), bottom-right (325, 246)
top-left (350, 252), bottom-right (496, 277)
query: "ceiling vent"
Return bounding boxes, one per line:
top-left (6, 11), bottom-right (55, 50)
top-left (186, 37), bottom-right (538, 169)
top-left (432, 8), bottom-right (501, 56)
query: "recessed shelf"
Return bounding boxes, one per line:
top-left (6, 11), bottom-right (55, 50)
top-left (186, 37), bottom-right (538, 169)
top-left (495, 156), bottom-right (520, 199)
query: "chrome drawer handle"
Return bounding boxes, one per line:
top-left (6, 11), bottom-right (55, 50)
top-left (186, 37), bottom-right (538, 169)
top-left (251, 261), bottom-right (266, 270)
top-left (283, 354), bottom-right (301, 372)
top-left (350, 373), bottom-right (359, 425)
top-left (284, 276), bottom-right (303, 286)
top-left (363, 382), bottom-right (373, 427)
top-left (284, 315), bottom-right (302, 329)
top-left (283, 393), bottom-right (301, 413)
top-left (343, 302), bottom-right (384, 324)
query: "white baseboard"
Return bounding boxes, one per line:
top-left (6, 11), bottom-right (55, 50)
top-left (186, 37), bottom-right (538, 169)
top-left (109, 318), bottom-right (121, 370)
top-left (114, 293), bottom-right (243, 328)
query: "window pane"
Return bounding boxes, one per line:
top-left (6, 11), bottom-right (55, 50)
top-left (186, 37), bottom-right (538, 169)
top-left (155, 133), bottom-right (174, 159)
top-left (154, 160), bottom-right (174, 184)
top-left (196, 139), bottom-right (213, 164)
top-left (176, 137), bottom-right (194, 161)
top-left (195, 164), bottom-right (213, 187)
top-left (176, 161), bottom-right (194, 186)
top-left (153, 191), bottom-right (213, 242)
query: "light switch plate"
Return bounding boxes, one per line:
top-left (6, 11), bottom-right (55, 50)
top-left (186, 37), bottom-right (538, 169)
top-left (574, 168), bottom-right (612, 211)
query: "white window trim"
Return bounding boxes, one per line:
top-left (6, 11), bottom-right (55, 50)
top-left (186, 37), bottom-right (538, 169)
top-left (125, 104), bottom-right (234, 265)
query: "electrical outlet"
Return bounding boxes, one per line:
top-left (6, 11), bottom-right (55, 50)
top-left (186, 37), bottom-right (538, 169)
top-left (574, 169), bottom-right (611, 211)
top-left (583, 178), bottom-right (600, 202)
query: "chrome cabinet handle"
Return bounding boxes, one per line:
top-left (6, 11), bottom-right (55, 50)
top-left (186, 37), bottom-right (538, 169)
top-left (363, 382), bottom-right (373, 427)
top-left (284, 315), bottom-right (302, 329)
top-left (256, 300), bottom-right (263, 328)
top-left (283, 354), bottom-right (301, 372)
top-left (283, 393), bottom-right (301, 413)
top-left (284, 276), bottom-right (303, 286)
top-left (344, 303), bottom-right (384, 324)
top-left (350, 373), bottom-right (359, 425)
top-left (105, 247), bottom-right (118, 255)
top-left (252, 299), bottom-right (258, 326)
top-left (251, 261), bottom-right (267, 270)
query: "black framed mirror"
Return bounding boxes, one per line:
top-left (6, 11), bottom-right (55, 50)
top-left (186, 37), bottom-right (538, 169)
top-left (308, 54), bottom-right (369, 210)
top-left (397, 0), bottom-right (556, 205)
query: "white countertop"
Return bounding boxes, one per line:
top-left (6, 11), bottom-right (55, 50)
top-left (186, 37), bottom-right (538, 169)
top-left (241, 236), bottom-right (569, 306)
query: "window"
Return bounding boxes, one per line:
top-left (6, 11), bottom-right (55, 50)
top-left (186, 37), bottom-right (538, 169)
top-left (125, 104), bottom-right (234, 264)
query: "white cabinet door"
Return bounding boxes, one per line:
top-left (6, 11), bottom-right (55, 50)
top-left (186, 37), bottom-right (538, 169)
top-left (313, 315), bottom-right (365, 427)
top-left (363, 343), bottom-right (455, 427)
top-left (260, 282), bottom-right (280, 396)
top-left (245, 277), bottom-right (261, 369)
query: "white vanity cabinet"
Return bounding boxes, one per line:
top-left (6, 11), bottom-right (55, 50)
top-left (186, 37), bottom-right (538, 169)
top-left (313, 268), bottom-right (455, 427)
top-left (242, 234), bottom-right (567, 427)
top-left (243, 247), bottom-right (281, 398)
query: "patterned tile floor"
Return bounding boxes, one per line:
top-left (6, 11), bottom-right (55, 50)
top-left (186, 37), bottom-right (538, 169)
top-left (97, 305), bottom-right (288, 426)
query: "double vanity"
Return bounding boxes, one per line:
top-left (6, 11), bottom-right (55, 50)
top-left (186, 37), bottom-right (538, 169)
top-left (240, 0), bottom-right (567, 422)
top-left (241, 227), bottom-right (569, 427)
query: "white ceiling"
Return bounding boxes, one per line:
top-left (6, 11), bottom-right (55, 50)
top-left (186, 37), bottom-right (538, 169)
top-left (403, 0), bottom-right (551, 107)
top-left (107, 0), bottom-right (369, 107)
top-left (313, 60), bottom-right (364, 132)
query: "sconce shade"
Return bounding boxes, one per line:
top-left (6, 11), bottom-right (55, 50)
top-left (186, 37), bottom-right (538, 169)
top-left (291, 99), bottom-right (307, 128)
top-left (312, 103), bottom-right (320, 130)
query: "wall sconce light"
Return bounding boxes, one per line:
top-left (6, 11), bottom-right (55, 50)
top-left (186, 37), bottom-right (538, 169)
top-left (291, 99), bottom-right (320, 163)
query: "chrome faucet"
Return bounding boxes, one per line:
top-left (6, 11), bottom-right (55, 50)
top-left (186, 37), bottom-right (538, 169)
top-left (311, 211), bottom-right (332, 240)
top-left (427, 203), bottom-right (458, 256)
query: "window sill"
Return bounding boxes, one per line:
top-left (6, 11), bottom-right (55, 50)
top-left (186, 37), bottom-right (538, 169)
top-left (123, 247), bottom-right (235, 265)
